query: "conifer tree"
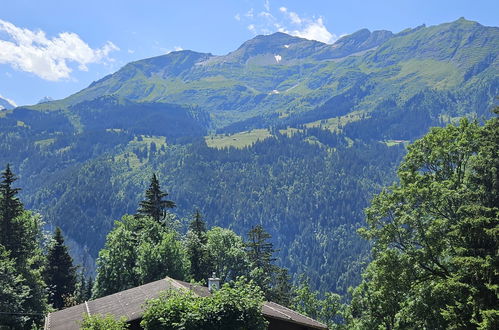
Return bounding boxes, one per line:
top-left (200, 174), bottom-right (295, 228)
top-left (189, 209), bottom-right (207, 241)
top-left (0, 164), bottom-right (24, 254)
top-left (246, 225), bottom-right (278, 299)
top-left (246, 225), bottom-right (276, 271)
top-left (0, 165), bottom-right (48, 326)
top-left (44, 227), bottom-right (77, 309)
top-left (137, 173), bottom-right (175, 222)
top-left (186, 210), bottom-right (211, 282)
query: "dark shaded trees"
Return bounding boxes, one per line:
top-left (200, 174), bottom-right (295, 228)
top-left (186, 210), bottom-right (211, 282)
top-left (246, 225), bottom-right (292, 304)
top-left (0, 164), bottom-right (24, 256)
top-left (0, 164), bottom-right (48, 327)
top-left (44, 227), bottom-right (77, 309)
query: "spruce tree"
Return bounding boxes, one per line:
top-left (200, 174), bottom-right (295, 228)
top-left (44, 227), bottom-right (77, 309)
top-left (246, 225), bottom-right (278, 299)
top-left (186, 210), bottom-right (211, 282)
top-left (0, 164), bottom-right (24, 254)
top-left (246, 225), bottom-right (276, 270)
top-left (189, 210), bottom-right (207, 243)
top-left (137, 174), bottom-right (175, 222)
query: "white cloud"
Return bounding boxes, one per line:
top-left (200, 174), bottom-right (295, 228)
top-left (289, 18), bottom-right (335, 43)
top-left (234, 13), bottom-right (241, 21)
top-left (259, 11), bottom-right (273, 19)
top-left (0, 19), bottom-right (119, 81)
top-left (264, 0), bottom-right (270, 12)
top-left (288, 12), bottom-right (302, 25)
top-left (174, 46), bottom-right (183, 51)
top-left (245, 8), bottom-right (254, 18)
top-left (127, 49), bottom-right (135, 54)
top-left (237, 5), bottom-right (337, 44)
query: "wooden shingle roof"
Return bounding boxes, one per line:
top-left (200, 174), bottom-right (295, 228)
top-left (44, 277), bottom-right (327, 330)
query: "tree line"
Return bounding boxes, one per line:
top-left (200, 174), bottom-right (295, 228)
top-left (1, 108), bottom-right (497, 329)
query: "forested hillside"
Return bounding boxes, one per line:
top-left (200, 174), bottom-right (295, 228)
top-left (0, 18), bottom-right (497, 295)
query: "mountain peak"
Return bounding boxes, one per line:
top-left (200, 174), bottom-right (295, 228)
top-left (219, 32), bottom-right (326, 65)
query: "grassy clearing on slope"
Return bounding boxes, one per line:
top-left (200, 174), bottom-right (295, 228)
top-left (34, 138), bottom-right (56, 148)
top-left (205, 129), bottom-right (272, 149)
top-left (304, 111), bottom-right (367, 132)
top-left (392, 59), bottom-right (462, 90)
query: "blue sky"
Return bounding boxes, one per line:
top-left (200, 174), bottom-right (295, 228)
top-left (1, 0), bottom-right (498, 106)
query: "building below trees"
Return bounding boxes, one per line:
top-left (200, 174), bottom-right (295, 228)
top-left (44, 276), bottom-right (328, 330)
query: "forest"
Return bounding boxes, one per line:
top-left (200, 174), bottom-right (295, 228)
top-left (1, 110), bottom-right (497, 329)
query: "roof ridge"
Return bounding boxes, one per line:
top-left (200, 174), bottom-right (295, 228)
top-left (264, 302), bottom-right (292, 320)
top-left (84, 301), bottom-right (90, 316)
top-left (266, 301), bottom-right (328, 328)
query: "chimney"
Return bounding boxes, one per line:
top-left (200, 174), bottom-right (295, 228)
top-left (208, 272), bottom-right (220, 292)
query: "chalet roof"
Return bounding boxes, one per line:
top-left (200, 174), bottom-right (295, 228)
top-left (44, 277), bottom-right (327, 330)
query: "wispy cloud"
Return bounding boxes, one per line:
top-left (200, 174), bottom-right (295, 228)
top-left (0, 19), bottom-right (119, 81)
top-left (264, 0), bottom-right (270, 12)
top-left (236, 2), bottom-right (338, 44)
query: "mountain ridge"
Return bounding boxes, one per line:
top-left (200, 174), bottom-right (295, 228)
top-left (1, 17), bottom-right (497, 293)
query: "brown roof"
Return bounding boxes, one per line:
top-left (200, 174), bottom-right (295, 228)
top-left (44, 277), bottom-right (327, 330)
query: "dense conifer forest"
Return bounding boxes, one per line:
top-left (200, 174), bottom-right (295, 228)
top-left (1, 111), bottom-right (497, 328)
top-left (0, 17), bottom-right (498, 329)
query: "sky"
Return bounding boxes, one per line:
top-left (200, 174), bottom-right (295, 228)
top-left (1, 0), bottom-right (498, 106)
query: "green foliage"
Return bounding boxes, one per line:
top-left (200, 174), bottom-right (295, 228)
top-left (0, 164), bottom-right (24, 256)
top-left (44, 227), bottom-right (77, 309)
top-left (186, 210), bottom-right (211, 282)
top-left (292, 276), bottom-right (345, 329)
top-left (141, 278), bottom-right (268, 330)
top-left (0, 19), bottom-right (496, 297)
top-left (0, 165), bottom-right (48, 327)
top-left (80, 314), bottom-right (129, 330)
top-left (93, 214), bottom-right (188, 298)
top-left (245, 225), bottom-right (292, 304)
top-left (205, 227), bottom-right (249, 283)
top-left (138, 173), bottom-right (176, 222)
top-left (351, 116), bottom-right (499, 328)
top-left (0, 245), bottom-right (30, 327)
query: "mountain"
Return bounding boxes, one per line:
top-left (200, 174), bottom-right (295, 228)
top-left (1, 18), bottom-right (498, 293)
top-left (0, 95), bottom-right (16, 110)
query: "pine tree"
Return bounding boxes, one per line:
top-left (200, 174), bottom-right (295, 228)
top-left (246, 225), bottom-right (278, 299)
top-left (246, 225), bottom-right (276, 270)
top-left (137, 174), bottom-right (175, 222)
top-left (44, 227), bottom-right (77, 309)
top-left (189, 210), bottom-right (207, 243)
top-left (186, 210), bottom-right (211, 282)
top-left (0, 164), bottom-right (24, 254)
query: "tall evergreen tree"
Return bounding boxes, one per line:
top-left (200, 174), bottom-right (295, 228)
top-left (0, 165), bottom-right (48, 326)
top-left (246, 225), bottom-right (276, 271)
top-left (44, 227), bottom-right (77, 309)
top-left (246, 225), bottom-right (279, 299)
top-left (189, 210), bottom-right (207, 242)
top-left (137, 173), bottom-right (175, 222)
top-left (186, 210), bottom-right (211, 282)
top-left (0, 164), bottom-right (24, 254)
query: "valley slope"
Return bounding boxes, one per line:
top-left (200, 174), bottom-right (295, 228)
top-left (1, 18), bottom-right (497, 293)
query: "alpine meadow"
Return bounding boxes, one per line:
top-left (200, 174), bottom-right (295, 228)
top-left (0, 4), bottom-right (498, 329)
